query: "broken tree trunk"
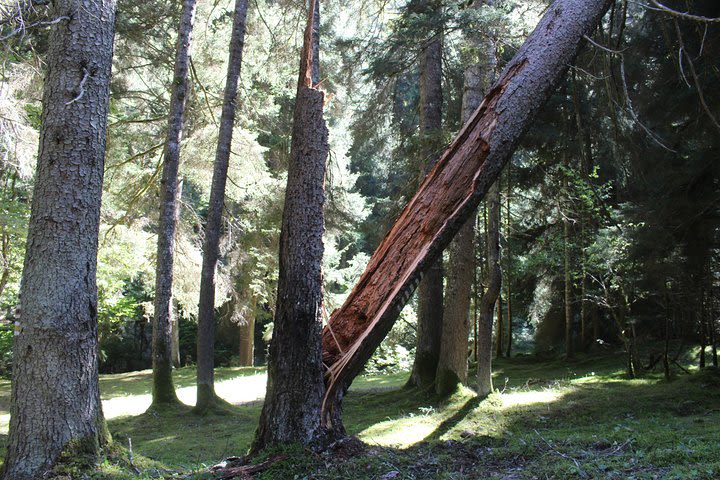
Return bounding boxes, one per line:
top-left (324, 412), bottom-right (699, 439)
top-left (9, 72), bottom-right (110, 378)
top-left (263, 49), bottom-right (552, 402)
top-left (252, 0), bottom-right (329, 451)
top-left (320, 0), bottom-right (612, 433)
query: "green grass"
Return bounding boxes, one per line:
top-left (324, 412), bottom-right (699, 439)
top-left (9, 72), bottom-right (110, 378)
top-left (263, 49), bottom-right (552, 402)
top-left (0, 352), bottom-right (718, 479)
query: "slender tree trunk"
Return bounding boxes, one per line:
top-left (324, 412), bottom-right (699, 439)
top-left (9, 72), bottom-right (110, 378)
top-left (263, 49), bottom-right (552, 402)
top-left (478, 181), bottom-right (500, 396)
top-left (409, 0), bottom-right (444, 389)
top-left (321, 0), bottom-right (612, 432)
top-left (436, 1), bottom-right (495, 395)
top-left (495, 290), bottom-right (503, 358)
top-left (172, 181), bottom-right (184, 369)
top-left (664, 290), bottom-right (671, 380)
top-left (564, 173), bottom-right (574, 359)
top-left (505, 173), bottom-right (512, 358)
top-left (194, 0), bottom-right (249, 415)
top-left (239, 296), bottom-right (256, 366)
top-left (711, 292), bottom-right (718, 368)
top-left (572, 71), bottom-right (591, 352)
top-left (473, 252), bottom-right (479, 363)
top-left (152, 0), bottom-right (197, 407)
top-left (1, 1), bottom-right (116, 477)
top-left (700, 287), bottom-right (706, 369)
top-left (171, 309), bottom-right (181, 368)
top-left (253, 0), bottom-right (329, 450)
top-left (592, 301), bottom-right (600, 342)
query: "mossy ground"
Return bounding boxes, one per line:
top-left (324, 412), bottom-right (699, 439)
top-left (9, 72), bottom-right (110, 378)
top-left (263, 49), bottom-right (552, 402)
top-left (0, 352), bottom-right (718, 478)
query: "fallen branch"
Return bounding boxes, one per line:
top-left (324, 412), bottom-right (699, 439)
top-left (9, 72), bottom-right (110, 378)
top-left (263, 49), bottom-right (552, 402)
top-left (212, 455), bottom-right (287, 480)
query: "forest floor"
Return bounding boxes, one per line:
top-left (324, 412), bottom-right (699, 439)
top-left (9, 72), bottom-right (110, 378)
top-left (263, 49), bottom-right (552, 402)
top-left (0, 349), bottom-right (718, 479)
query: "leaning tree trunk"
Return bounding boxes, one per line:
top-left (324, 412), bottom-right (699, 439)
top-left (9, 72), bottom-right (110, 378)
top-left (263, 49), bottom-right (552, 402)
top-left (252, 0), bottom-right (329, 451)
top-left (436, 0), bottom-right (495, 396)
top-left (409, 0), bottom-right (444, 390)
top-left (152, 0), bottom-right (197, 407)
top-left (477, 180), bottom-right (500, 397)
top-left (194, 0), bottom-right (249, 415)
top-left (320, 0), bottom-right (612, 434)
top-left (1, 1), bottom-right (116, 478)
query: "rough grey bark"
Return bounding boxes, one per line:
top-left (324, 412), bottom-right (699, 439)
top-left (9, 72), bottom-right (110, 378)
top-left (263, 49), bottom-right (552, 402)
top-left (195, 0), bottom-right (249, 414)
top-left (436, 0), bottom-right (495, 395)
top-left (321, 0), bottom-right (612, 433)
top-left (253, 0), bottom-right (329, 450)
top-left (1, 1), bottom-right (117, 478)
top-left (152, 0), bottom-right (196, 407)
top-left (409, 0), bottom-right (444, 390)
top-left (477, 181), bottom-right (500, 396)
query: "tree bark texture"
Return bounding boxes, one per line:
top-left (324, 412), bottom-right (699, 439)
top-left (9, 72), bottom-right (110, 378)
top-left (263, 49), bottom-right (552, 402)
top-left (436, 0), bottom-right (495, 395)
top-left (195, 0), bottom-right (249, 414)
top-left (152, 0), bottom-right (197, 407)
top-left (477, 180), bottom-right (500, 397)
top-left (409, 4), bottom-right (444, 390)
top-left (2, 1), bottom-right (116, 478)
top-left (253, 0), bottom-right (329, 450)
top-left (320, 0), bottom-right (611, 432)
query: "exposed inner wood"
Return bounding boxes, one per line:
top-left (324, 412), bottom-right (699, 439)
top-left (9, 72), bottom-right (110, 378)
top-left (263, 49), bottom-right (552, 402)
top-left (320, 60), bottom-right (527, 421)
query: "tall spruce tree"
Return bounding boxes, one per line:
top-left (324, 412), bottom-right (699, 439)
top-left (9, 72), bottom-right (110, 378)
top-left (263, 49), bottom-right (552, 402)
top-left (151, 0), bottom-right (197, 407)
top-left (408, 0), bottom-right (445, 390)
top-left (195, 0), bottom-right (250, 414)
top-left (436, 0), bottom-right (497, 396)
top-left (2, 0), bottom-right (117, 477)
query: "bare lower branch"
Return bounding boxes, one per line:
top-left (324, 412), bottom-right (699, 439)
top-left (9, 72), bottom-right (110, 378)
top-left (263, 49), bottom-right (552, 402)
top-left (648, 0), bottom-right (720, 23)
top-left (65, 68), bottom-right (90, 106)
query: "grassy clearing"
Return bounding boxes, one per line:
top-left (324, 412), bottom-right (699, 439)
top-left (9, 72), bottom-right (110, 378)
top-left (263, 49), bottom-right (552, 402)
top-left (0, 352), bottom-right (718, 479)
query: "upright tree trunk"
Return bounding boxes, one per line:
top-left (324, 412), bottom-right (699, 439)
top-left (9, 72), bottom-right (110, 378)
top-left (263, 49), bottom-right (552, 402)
top-left (505, 173), bottom-right (512, 357)
top-left (436, 0), bottom-right (495, 396)
top-left (152, 0), bottom-right (197, 407)
top-left (495, 289), bottom-right (503, 358)
top-left (172, 181), bottom-right (184, 369)
top-left (663, 290), bottom-right (671, 380)
top-left (194, 0), bottom-right (249, 415)
top-left (171, 308), bottom-right (181, 368)
top-left (321, 0), bottom-right (612, 433)
top-left (409, 0), bottom-right (444, 390)
top-left (563, 170), bottom-right (574, 359)
top-left (2, 1), bottom-right (116, 477)
top-left (253, 0), bottom-right (329, 450)
top-left (478, 181), bottom-right (500, 397)
top-left (239, 296), bottom-right (256, 366)
top-left (572, 71), bottom-right (591, 352)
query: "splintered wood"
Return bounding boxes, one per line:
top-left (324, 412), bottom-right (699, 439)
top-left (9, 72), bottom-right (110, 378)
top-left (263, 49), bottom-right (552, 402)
top-left (321, 62), bottom-right (525, 415)
top-left (319, 0), bottom-right (613, 430)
